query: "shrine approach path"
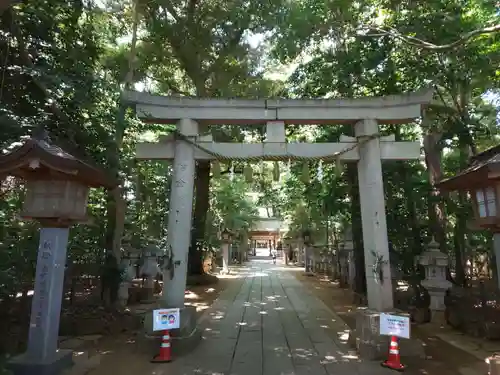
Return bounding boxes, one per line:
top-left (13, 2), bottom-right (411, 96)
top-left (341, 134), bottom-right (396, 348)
top-left (154, 256), bottom-right (394, 375)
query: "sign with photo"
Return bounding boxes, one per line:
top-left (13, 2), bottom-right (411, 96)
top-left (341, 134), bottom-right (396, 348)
top-left (152, 308), bottom-right (180, 331)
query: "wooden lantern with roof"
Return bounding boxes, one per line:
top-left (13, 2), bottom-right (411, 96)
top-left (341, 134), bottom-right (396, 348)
top-left (437, 145), bottom-right (500, 231)
top-left (0, 131), bottom-right (117, 227)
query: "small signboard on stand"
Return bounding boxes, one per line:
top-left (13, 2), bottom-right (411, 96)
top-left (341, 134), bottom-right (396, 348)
top-left (379, 313), bottom-right (410, 339)
top-left (152, 308), bottom-right (180, 332)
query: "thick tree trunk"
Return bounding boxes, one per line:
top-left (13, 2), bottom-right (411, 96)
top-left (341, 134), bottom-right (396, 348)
top-left (103, 191), bottom-right (121, 306)
top-left (452, 147), bottom-right (472, 286)
top-left (395, 129), bottom-right (423, 271)
top-left (189, 161), bottom-right (211, 275)
top-left (423, 133), bottom-right (447, 252)
top-left (102, 0), bottom-right (140, 304)
top-left (453, 194), bottom-right (467, 286)
top-left (402, 165), bottom-right (424, 268)
top-left (346, 163), bottom-right (366, 296)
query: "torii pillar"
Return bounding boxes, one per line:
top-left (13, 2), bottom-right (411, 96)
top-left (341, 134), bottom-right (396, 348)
top-left (163, 118), bottom-right (197, 308)
top-left (353, 119), bottom-right (394, 310)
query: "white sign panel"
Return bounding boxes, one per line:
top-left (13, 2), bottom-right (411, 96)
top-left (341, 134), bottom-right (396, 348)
top-left (152, 308), bottom-right (180, 332)
top-left (379, 313), bottom-right (410, 339)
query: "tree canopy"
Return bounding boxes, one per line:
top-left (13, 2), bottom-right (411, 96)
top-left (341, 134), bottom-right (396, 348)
top-left (0, 0), bottom-right (499, 333)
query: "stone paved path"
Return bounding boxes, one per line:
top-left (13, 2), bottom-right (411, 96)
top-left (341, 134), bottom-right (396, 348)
top-left (154, 258), bottom-right (394, 375)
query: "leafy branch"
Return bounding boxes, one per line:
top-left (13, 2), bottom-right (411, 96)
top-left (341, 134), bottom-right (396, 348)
top-left (364, 23), bottom-right (500, 51)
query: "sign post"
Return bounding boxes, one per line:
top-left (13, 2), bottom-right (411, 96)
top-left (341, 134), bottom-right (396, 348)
top-left (151, 308), bottom-right (180, 363)
top-left (379, 313), bottom-right (410, 371)
top-left (152, 308), bottom-right (181, 331)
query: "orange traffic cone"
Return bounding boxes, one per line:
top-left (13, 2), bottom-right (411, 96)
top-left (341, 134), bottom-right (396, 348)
top-left (151, 330), bottom-right (172, 363)
top-left (381, 336), bottom-right (405, 371)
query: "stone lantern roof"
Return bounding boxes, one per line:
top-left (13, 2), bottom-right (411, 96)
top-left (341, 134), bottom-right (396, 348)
top-left (0, 132), bottom-right (117, 189)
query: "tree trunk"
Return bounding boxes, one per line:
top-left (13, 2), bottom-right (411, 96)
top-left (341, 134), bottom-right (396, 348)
top-left (395, 128), bottom-right (423, 271)
top-left (453, 194), bottom-right (467, 286)
top-left (423, 132), bottom-right (447, 252)
top-left (346, 163), bottom-right (366, 296)
top-left (402, 164), bottom-right (424, 269)
top-left (102, 0), bottom-right (140, 305)
top-left (189, 161), bottom-right (211, 275)
top-left (452, 146), bottom-right (472, 286)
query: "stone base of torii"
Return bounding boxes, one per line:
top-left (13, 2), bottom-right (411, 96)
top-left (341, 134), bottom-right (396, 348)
top-left (125, 89), bottom-right (433, 358)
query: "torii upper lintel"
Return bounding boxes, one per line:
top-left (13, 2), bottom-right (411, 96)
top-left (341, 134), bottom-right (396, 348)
top-left (123, 88), bottom-right (433, 125)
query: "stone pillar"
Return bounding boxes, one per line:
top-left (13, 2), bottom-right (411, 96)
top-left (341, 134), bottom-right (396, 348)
top-left (338, 241), bottom-right (349, 287)
top-left (297, 238), bottom-right (305, 266)
top-left (494, 233), bottom-right (500, 288)
top-left (222, 242), bottom-right (230, 273)
top-left (345, 242), bottom-right (355, 288)
top-left (238, 232), bottom-right (248, 264)
top-left (25, 227), bottom-right (72, 367)
top-left (355, 119), bottom-right (393, 310)
top-left (163, 118), bottom-right (197, 308)
top-left (305, 245), bottom-right (313, 273)
top-left (331, 249), bottom-right (338, 279)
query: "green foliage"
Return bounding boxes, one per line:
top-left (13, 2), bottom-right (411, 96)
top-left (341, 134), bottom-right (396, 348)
top-left (271, 0), bottom-right (499, 278)
top-left (208, 176), bottom-right (258, 245)
top-left (0, 0), bottom-right (499, 335)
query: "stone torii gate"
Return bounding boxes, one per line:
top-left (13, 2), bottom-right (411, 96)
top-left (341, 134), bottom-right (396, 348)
top-left (124, 89), bottom-right (433, 313)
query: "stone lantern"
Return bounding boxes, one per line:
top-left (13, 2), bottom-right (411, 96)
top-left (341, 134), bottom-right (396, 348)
top-left (117, 245), bottom-right (139, 308)
top-left (140, 243), bottom-right (160, 303)
top-left (295, 235), bottom-right (304, 266)
top-left (302, 229), bottom-right (313, 274)
top-left (220, 229), bottom-right (232, 274)
top-left (0, 132), bottom-right (116, 375)
top-left (337, 226), bottom-right (354, 288)
top-left (238, 231), bottom-right (249, 264)
top-left (282, 236), bottom-right (291, 265)
top-left (344, 226), bottom-right (355, 287)
top-left (437, 145), bottom-right (500, 288)
top-left (418, 238), bottom-right (451, 316)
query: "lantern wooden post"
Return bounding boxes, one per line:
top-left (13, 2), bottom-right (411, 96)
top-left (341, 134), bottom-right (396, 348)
top-left (0, 134), bottom-right (116, 375)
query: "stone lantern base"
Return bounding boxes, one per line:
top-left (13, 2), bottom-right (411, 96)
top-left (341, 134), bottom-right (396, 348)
top-left (6, 349), bottom-right (73, 375)
top-left (424, 285), bottom-right (450, 324)
top-left (427, 289), bottom-right (447, 311)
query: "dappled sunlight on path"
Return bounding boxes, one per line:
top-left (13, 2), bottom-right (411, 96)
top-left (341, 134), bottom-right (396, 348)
top-left (146, 258), bottom-right (393, 375)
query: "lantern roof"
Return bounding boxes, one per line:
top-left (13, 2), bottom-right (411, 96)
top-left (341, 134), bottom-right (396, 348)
top-left (0, 132), bottom-right (117, 189)
top-left (437, 144), bottom-right (500, 191)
